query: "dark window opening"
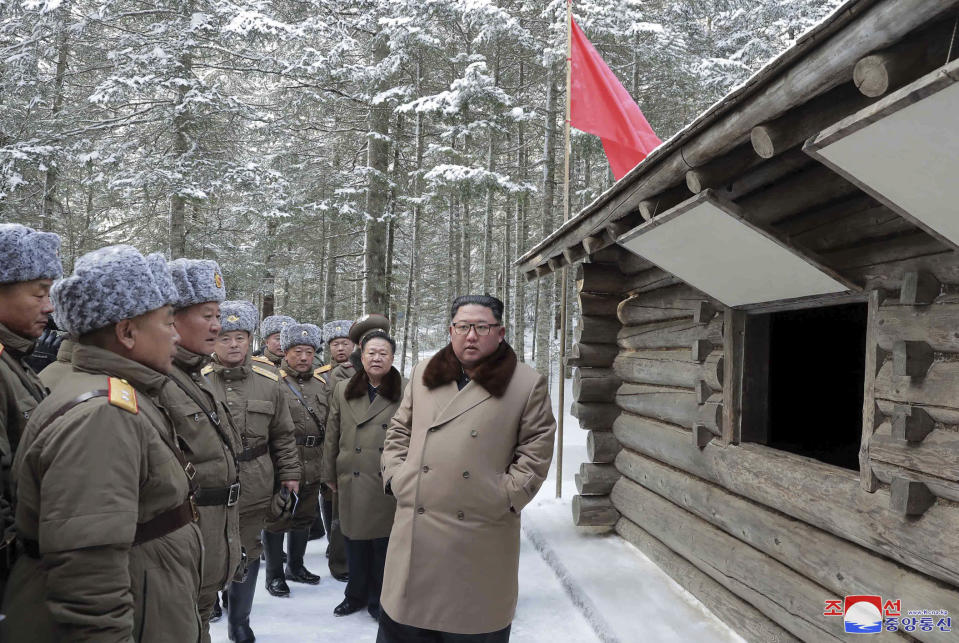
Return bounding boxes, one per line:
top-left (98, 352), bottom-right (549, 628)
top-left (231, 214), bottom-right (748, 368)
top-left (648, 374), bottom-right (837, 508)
top-left (741, 302), bottom-right (867, 471)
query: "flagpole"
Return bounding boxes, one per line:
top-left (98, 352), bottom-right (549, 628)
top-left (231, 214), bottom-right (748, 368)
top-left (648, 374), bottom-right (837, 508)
top-left (556, 0), bottom-right (572, 499)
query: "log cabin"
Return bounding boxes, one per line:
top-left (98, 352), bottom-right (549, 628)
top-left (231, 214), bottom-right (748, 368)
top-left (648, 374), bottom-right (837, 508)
top-left (519, 1), bottom-right (959, 640)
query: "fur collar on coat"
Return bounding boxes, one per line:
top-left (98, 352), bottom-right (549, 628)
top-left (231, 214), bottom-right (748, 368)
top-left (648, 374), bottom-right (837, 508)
top-left (345, 365), bottom-right (403, 403)
top-left (422, 342), bottom-right (517, 398)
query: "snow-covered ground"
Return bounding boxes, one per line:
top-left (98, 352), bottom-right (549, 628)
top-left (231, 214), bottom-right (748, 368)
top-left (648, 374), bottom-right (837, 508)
top-left (212, 373), bottom-right (744, 642)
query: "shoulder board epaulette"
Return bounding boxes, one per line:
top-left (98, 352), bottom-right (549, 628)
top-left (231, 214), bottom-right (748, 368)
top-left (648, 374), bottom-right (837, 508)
top-left (316, 364), bottom-right (332, 374)
top-left (0, 341), bottom-right (5, 357)
top-left (252, 355), bottom-right (275, 367)
top-left (312, 368), bottom-right (327, 384)
top-left (278, 369), bottom-right (288, 379)
top-left (107, 377), bottom-right (138, 414)
top-left (201, 365), bottom-right (214, 376)
top-left (252, 365), bottom-right (279, 382)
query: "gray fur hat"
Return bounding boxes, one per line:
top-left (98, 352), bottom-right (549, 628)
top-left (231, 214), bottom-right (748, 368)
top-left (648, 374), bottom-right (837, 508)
top-left (168, 258), bottom-right (226, 310)
top-left (322, 320), bottom-right (353, 342)
top-left (51, 246), bottom-right (179, 336)
top-left (281, 323), bottom-right (323, 352)
top-left (220, 300), bottom-right (258, 335)
top-left (0, 223), bottom-right (62, 284)
top-left (261, 315), bottom-right (296, 339)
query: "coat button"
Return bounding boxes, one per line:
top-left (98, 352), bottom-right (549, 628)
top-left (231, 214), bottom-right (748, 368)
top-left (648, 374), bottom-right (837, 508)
top-left (382, 423), bottom-right (388, 429)
top-left (417, 507), bottom-right (425, 514)
top-left (457, 511), bottom-right (465, 520)
top-left (422, 465), bottom-right (429, 473)
top-left (470, 430), bottom-right (478, 437)
top-left (378, 447), bottom-right (383, 453)
top-left (462, 471), bottom-right (470, 479)
top-left (353, 471), bottom-right (360, 477)
top-left (227, 387), bottom-right (233, 391)
top-left (355, 447), bottom-right (362, 453)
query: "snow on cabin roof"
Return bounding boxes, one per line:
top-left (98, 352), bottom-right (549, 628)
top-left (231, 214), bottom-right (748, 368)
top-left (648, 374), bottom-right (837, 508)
top-left (517, 0), bottom-right (949, 275)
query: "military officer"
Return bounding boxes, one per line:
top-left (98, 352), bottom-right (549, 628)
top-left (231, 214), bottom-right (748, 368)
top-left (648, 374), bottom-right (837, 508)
top-left (329, 314), bottom-right (390, 387)
top-left (2, 245), bottom-right (203, 642)
top-left (0, 223), bottom-right (61, 601)
top-left (162, 258), bottom-right (244, 643)
top-left (38, 336), bottom-right (75, 391)
top-left (255, 315), bottom-right (296, 368)
top-left (264, 323), bottom-right (327, 597)
top-left (206, 300), bottom-right (301, 642)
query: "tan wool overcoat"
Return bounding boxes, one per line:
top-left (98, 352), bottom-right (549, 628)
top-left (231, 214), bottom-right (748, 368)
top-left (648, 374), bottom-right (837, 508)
top-left (322, 367), bottom-right (402, 540)
top-left (380, 343), bottom-right (555, 635)
top-left (205, 355), bottom-right (300, 556)
top-left (2, 344), bottom-right (203, 642)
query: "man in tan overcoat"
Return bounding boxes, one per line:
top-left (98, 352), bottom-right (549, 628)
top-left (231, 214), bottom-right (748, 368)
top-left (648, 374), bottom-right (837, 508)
top-left (0, 224), bottom-right (61, 599)
top-left (378, 295), bottom-right (556, 642)
top-left (162, 258), bottom-right (244, 643)
top-left (206, 300), bottom-right (301, 642)
top-left (323, 329), bottom-right (402, 620)
top-left (2, 245), bottom-right (203, 642)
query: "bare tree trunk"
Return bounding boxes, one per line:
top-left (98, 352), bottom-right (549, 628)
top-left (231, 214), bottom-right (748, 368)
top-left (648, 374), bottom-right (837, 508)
top-left (535, 70), bottom-right (558, 375)
top-left (363, 32), bottom-right (391, 314)
top-left (402, 60), bottom-right (425, 373)
top-left (41, 6), bottom-right (70, 227)
top-left (323, 221), bottom-right (336, 320)
top-left (461, 193), bottom-right (471, 293)
top-left (482, 134), bottom-right (495, 293)
top-left (169, 44), bottom-right (192, 258)
top-left (513, 63), bottom-right (528, 361)
top-left (262, 220), bottom-right (277, 317)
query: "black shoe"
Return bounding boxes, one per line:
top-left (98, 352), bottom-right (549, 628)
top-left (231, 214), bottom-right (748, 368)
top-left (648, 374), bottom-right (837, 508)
top-left (332, 572), bottom-right (349, 582)
top-left (334, 598), bottom-right (366, 617)
top-left (228, 623), bottom-right (255, 642)
top-left (285, 566), bottom-right (321, 585)
top-left (266, 577), bottom-right (291, 597)
top-left (368, 604), bottom-right (381, 620)
top-left (221, 590), bottom-right (229, 611)
top-left (210, 597), bottom-right (223, 622)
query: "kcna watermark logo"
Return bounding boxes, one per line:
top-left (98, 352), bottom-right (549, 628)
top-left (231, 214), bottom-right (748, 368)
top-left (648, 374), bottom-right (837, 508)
top-left (824, 595), bottom-right (951, 634)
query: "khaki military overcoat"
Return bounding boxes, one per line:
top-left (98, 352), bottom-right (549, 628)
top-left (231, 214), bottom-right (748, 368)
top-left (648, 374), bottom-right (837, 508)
top-left (2, 344), bottom-right (203, 642)
top-left (161, 346), bottom-right (242, 598)
top-left (322, 368), bottom-right (402, 540)
top-left (380, 344), bottom-right (555, 635)
top-left (38, 338), bottom-right (75, 391)
top-left (0, 322), bottom-right (46, 596)
top-left (205, 354), bottom-right (300, 556)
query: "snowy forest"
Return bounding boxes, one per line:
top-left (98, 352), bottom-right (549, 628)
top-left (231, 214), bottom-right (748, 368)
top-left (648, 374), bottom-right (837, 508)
top-left (0, 0), bottom-right (840, 371)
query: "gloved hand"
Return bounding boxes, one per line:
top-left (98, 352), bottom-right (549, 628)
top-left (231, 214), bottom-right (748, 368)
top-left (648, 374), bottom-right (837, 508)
top-left (266, 487), bottom-right (294, 522)
top-left (25, 327), bottom-right (63, 373)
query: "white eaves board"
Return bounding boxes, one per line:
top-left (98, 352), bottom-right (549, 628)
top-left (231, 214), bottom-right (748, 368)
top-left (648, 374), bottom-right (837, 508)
top-left (806, 59), bottom-right (959, 251)
top-left (617, 192), bottom-right (853, 308)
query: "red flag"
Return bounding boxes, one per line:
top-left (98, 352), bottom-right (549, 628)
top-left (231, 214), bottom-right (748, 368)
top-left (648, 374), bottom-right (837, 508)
top-left (570, 17), bottom-right (661, 180)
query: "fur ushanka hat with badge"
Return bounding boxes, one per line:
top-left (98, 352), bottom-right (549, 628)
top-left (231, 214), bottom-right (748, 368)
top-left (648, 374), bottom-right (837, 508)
top-left (219, 300), bottom-right (258, 335)
top-left (261, 315), bottom-right (296, 340)
top-left (167, 258), bottom-right (226, 310)
top-left (51, 245), bottom-right (178, 336)
top-left (281, 323), bottom-right (323, 352)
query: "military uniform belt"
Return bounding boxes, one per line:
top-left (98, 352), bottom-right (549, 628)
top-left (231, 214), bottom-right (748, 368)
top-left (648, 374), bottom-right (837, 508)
top-left (17, 496), bottom-right (197, 558)
top-left (296, 434), bottom-right (323, 447)
top-left (195, 482), bottom-right (241, 507)
top-left (237, 443), bottom-right (269, 462)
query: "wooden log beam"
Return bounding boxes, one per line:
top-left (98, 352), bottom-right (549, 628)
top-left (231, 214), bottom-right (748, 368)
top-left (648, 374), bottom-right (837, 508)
top-left (685, 143), bottom-right (764, 193)
top-left (750, 83), bottom-right (873, 158)
top-left (573, 315), bottom-right (620, 344)
top-left (580, 462), bottom-right (619, 486)
top-left (572, 367), bottom-right (620, 402)
top-left (611, 478), bottom-right (847, 642)
top-left (618, 317), bottom-right (724, 351)
top-left (737, 163), bottom-right (858, 228)
top-left (638, 184), bottom-right (691, 221)
top-left (582, 234), bottom-right (608, 255)
top-left (871, 460), bottom-right (959, 504)
top-left (547, 255), bottom-right (566, 272)
top-left (892, 340), bottom-right (934, 379)
top-left (890, 477), bottom-right (936, 517)
top-left (572, 494), bottom-right (619, 526)
top-left (852, 22), bottom-right (953, 98)
top-left (617, 252), bottom-right (654, 275)
top-left (876, 359), bottom-right (959, 410)
top-left (616, 518), bottom-right (801, 643)
top-left (588, 246), bottom-right (627, 265)
top-left (899, 270), bottom-right (941, 305)
top-left (587, 431), bottom-right (622, 464)
top-left (617, 285), bottom-right (706, 326)
top-left (571, 402), bottom-right (619, 431)
top-left (575, 262), bottom-right (624, 294)
top-left (891, 404), bottom-right (934, 443)
top-left (610, 412), bottom-right (959, 587)
top-left (578, 292), bottom-right (620, 317)
top-left (567, 342), bottom-right (619, 368)
top-left (575, 472), bottom-right (610, 496)
top-left (876, 302), bottom-right (959, 353)
top-left (723, 148), bottom-right (814, 201)
top-left (615, 383), bottom-right (698, 428)
top-left (869, 421), bottom-right (959, 483)
top-left (613, 350), bottom-right (723, 391)
top-left (783, 201), bottom-right (912, 255)
top-left (623, 267), bottom-right (682, 295)
top-left (698, 395), bottom-right (723, 435)
top-left (615, 448), bottom-right (959, 642)
top-left (562, 244), bottom-right (587, 266)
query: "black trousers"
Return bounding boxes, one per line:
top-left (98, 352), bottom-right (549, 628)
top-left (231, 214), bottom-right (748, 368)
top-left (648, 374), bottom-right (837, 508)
top-left (344, 535), bottom-right (388, 608)
top-left (376, 608), bottom-right (511, 643)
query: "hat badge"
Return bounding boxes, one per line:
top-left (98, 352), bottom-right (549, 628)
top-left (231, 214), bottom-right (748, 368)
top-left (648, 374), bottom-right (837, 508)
top-left (227, 314), bottom-right (239, 323)
top-left (214, 272), bottom-right (223, 288)
top-left (301, 330), bottom-right (308, 336)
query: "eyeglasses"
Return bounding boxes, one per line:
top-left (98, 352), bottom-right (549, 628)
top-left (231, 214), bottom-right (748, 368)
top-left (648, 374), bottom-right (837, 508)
top-left (451, 322), bottom-right (501, 336)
